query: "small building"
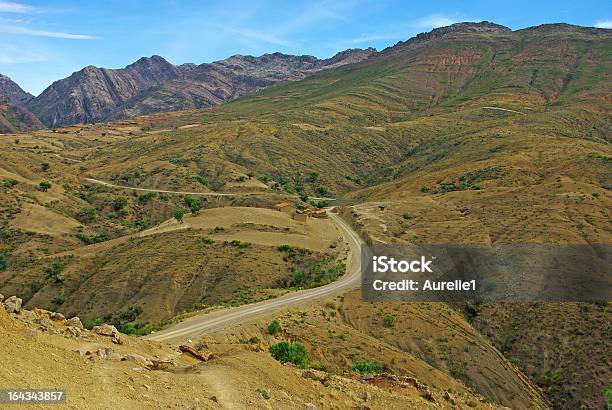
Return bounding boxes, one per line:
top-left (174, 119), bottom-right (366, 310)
top-left (311, 209), bottom-right (328, 218)
top-left (274, 202), bottom-right (295, 214)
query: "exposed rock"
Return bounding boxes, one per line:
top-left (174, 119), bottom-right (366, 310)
top-left (75, 347), bottom-right (122, 361)
top-left (179, 345), bottom-right (215, 361)
top-left (65, 317), bottom-right (84, 329)
top-left (304, 403), bottom-right (318, 410)
top-left (0, 294), bottom-right (4, 303)
top-left (3, 296), bottom-right (22, 313)
top-left (92, 324), bottom-right (122, 344)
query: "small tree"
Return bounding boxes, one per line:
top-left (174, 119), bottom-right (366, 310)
top-left (173, 209), bottom-right (185, 223)
top-left (268, 319), bottom-right (281, 335)
top-left (184, 196), bottom-right (202, 215)
top-left (41, 162), bottom-right (50, 172)
top-left (38, 181), bottom-right (52, 192)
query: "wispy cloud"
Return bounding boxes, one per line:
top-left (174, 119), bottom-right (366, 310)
top-left (0, 25), bottom-right (100, 39)
top-left (347, 33), bottom-right (398, 44)
top-left (595, 20), bottom-right (612, 29)
top-left (0, 1), bottom-right (32, 13)
top-left (415, 14), bottom-right (461, 29)
top-left (221, 26), bottom-right (288, 47)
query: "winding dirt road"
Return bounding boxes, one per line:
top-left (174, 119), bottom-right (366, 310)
top-left (84, 178), bottom-right (336, 201)
top-left (146, 212), bottom-right (365, 343)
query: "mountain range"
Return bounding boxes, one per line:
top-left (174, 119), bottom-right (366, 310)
top-left (0, 48), bottom-right (375, 130)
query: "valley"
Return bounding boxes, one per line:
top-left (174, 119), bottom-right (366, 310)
top-left (1, 20), bottom-right (610, 409)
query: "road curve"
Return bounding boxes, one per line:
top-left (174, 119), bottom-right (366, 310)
top-left (84, 178), bottom-right (336, 201)
top-left (145, 212), bottom-right (365, 343)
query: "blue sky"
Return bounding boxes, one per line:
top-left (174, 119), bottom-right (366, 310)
top-left (1, 0), bottom-right (610, 95)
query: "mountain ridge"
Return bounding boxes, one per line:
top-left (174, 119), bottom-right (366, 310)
top-left (25, 48), bottom-right (376, 127)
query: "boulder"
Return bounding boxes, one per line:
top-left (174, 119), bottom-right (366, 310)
top-left (92, 324), bottom-right (122, 344)
top-left (0, 293), bottom-right (4, 303)
top-left (3, 296), bottom-right (22, 313)
top-left (122, 353), bottom-right (154, 368)
top-left (92, 324), bottom-right (118, 336)
top-left (305, 404), bottom-right (318, 410)
top-left (65, 317), bottom-right (84, 329)
top-left (49, 312), bottom-right (66, 322)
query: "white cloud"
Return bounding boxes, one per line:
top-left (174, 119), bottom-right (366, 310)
top-left (0, 25), bottom-right (100, 39)
top-left (595, 20), bottom-right (612, 29)
top-left (415, 14), bottom-right (460, 29)
top-left (0, 1), bottom-right (32, 13)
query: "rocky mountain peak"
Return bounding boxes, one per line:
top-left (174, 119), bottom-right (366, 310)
top-left (0, 73), bottom-right (34, 105)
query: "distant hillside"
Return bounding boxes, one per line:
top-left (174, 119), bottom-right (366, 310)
top-left (0, 75), bottom-right (41, 133)
top-left (26, 49), bottom-right (376, 127)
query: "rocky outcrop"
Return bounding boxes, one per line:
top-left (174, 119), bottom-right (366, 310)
top-left (27, 55), bottom-right (193, 127)
top-left (3, 295), bottom-right (22, 313)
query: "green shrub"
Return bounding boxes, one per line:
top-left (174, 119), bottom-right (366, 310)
top-left (353, 360), bottom-right (383, 374)
top-left (291, 270), bottom-right (305, 286)
top-left (420, 186), bottom-right (430, 193)
top-left (85, 317), bottom-right (105, 330)
top-left (159, 193), bottom-right (170, 201)
top-left (268, 320), bottom-right (281, 335)
top-left (113, 197), bottom-right (128, 210)
top-left (200, 236), bottom-right (214, 244)
top-left (193, 175), bottom-right (209, 186)
top-left (277, 244), bottom-right (292, 252)
top-left (248, 336), bottom-right (260, 344)
top-left (0, 253), bottom-right (7, 272)
top-left (78, 206), bottom-right (97, 221)
top-left (402, 213), bottom-right (413, 220)
top-left (269, 342), bottom-right (310, 367)
top-left (383, 314), bottom-right (395, 327)
top-left (43, 260), bottom-right (64, 283)
top-left (3, 179), bottom-right (18, 188)
top-left (237, 175), bottom-right (247, 182)
top-left (138, 192), bottom-right (157, 204)
top-left (38, 181), bottom-right (52, 192)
